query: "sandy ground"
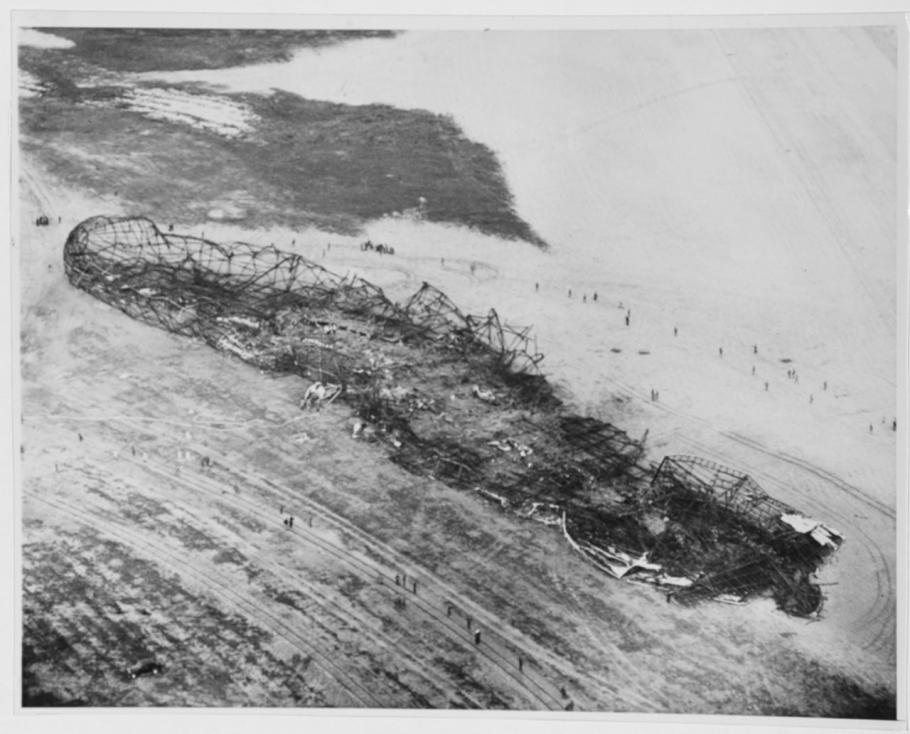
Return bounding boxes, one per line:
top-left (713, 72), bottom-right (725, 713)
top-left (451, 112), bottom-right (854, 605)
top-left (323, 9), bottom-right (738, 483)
top-left (17, 26), bottom-right (900, 714)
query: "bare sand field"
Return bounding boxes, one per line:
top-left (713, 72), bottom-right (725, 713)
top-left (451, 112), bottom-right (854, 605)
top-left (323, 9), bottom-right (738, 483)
top-left (17, 26), bottom-right (900, 717)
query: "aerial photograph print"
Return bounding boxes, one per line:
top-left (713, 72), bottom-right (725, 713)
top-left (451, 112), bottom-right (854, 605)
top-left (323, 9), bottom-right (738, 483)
top-left (14, 12), bottom-right (904, 723)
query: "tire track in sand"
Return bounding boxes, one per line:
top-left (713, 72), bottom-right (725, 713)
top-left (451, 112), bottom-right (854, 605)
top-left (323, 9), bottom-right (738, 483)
top-left (71, 456), bottom-right (492, 709)
top-left (46, 399), bottom-right (569, 710)
top-left (111, 455), bottom-right (539, 709)
top-left (31, 491), bottom-right (382, 708)
top-left (577, 370), bottom-right (895, 664)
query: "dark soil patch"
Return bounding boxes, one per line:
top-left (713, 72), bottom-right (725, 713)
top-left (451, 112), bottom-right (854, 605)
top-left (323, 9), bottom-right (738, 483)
top-left (19, 38), bottom-right (546, 247)
top-left (212, 547), bottom-right (248, 566)
top-left (767, 650), bottom-right (896, 719)
top-left (34, 28), bottom-right (398, 72)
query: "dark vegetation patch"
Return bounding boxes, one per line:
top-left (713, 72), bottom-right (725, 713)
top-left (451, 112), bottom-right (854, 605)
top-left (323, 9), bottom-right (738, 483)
top-left (21, 684), bottom-right (87, 707)
top-left (36, 28), bottom-right (398, 72)
top-left (369, 664), bottom-right (434, 709)
top-left (22, 532), bottom-right (301, 706)
top-left (765, 650), bottom-right (896, 719)
top-left (422, 501), bottom-right (490, 541)
top-left (164, 519), bottom-right (221, 552)
top-left (212, 547), bottom-right (247, 566)
top-left (432, 655), bottom-right (511, 710)
top-left (19, 36), bottom-right (546, 246)
top-left (213, 502), bottom-right (267, 534)
top-left (508, 605), bottom-right (573, 652)
top-left (337, 572), bottom-right (368, 598)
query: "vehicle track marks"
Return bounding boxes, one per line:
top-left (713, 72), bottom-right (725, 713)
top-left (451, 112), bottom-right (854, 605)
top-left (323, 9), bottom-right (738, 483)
top-left (31, 491), bottom-right (382, 708)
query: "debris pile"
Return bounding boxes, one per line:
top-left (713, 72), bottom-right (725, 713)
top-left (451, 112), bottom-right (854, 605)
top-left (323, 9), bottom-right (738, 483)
top-left (643, 456), bottom-right (841, 614)
top-left (64, 216), bottom-right (843, 617)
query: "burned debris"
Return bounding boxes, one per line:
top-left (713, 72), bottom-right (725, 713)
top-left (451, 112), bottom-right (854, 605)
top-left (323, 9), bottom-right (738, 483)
top-left (643, 457), bottom-right (841, 614)
top-left (64, 216), bottom-right (842, 616)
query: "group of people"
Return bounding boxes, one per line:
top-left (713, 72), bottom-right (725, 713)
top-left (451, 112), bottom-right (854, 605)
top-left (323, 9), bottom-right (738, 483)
top-left (361, 239), bottom-right (395, 255)
top-left (871, 418), bottom-right (898, 434)
top-left (561, 287), bottom-right (599, 304)
top-left (279, 504), bottom-right (316, 529)
top-left (263, 497), bottom-right (556, 697)
top-left (537, 284), bottom-right (896, 443)
top-left (394, 576), bottom-right (492, 651)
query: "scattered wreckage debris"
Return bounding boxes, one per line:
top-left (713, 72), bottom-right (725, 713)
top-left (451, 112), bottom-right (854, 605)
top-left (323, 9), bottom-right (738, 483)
top-left (640, 456), bottom-right (841, 614)
top-left (300, 381), bottom-right (343, 410)
top-left (64, 216), bottom-right (843, 617)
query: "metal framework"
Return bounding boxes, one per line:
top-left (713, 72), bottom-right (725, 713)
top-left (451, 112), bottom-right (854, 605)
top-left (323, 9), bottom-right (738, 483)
top-left (63, 216), bottom-right (843, 617)
top-left (647, 455), bottom-right (841, 613)
top-left (64, 216), bottom-right (544, 388)
top-left (650, 455), bottom-right (791, 530)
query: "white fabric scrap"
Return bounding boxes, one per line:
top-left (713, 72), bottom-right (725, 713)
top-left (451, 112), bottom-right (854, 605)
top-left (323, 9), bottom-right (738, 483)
top-left (780, 513), bottom-right (818, 534)
top-left (810, 525), bottom-right (840, 548)
top-left (781, 513), bottom-right (842, 547)
top-left (655, 574), bottom-right (694, 587)
top-left (714, 593), bottom-right (746, 605)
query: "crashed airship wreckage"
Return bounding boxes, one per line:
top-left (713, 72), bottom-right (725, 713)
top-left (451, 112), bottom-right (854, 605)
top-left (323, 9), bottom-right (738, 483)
top-left (64, 215), bottom-right (843, 617)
